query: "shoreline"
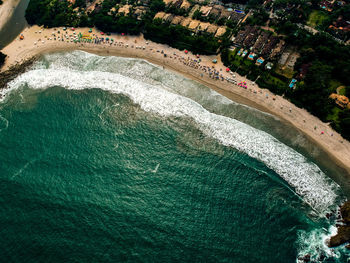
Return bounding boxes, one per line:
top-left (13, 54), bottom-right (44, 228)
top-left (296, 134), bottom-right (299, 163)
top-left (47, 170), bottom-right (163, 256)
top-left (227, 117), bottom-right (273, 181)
top-left (0, 0), bottom-right (21, 32)
top-left (1, 25), bottom-right (350, 181)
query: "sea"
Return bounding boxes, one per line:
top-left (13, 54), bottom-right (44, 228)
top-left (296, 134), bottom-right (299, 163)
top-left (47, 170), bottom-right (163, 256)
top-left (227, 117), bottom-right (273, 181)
top-left (0, 51), bottom-right (349, 262)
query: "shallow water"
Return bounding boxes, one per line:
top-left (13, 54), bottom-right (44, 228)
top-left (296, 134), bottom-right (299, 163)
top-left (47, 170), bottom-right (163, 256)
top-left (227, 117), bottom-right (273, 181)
top-left (0, 51), bottom-right (349, 262)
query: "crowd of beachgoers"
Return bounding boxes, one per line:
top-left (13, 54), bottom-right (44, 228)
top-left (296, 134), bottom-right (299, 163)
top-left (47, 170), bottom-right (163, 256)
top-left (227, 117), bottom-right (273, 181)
top-left (31, 27), bottom-right (258, 91)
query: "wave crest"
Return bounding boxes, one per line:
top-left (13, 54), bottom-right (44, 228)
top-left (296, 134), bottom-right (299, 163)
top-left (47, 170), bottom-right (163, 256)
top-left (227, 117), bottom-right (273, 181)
top-left (4, 54), bottom-right (341, 213)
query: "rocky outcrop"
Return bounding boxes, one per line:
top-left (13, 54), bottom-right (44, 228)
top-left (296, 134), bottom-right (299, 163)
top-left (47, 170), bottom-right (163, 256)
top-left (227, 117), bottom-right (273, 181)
top-left (0, 56), bottom-right (38, 90)
top-left (329, 201), bottom-right (350, 247)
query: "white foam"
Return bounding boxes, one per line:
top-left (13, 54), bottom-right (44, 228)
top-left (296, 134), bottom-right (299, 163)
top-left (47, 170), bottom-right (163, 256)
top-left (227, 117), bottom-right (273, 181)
top-left (296, 225), bottom-right (347, 262)
top-left (3, 62), bottom-right (341, 213)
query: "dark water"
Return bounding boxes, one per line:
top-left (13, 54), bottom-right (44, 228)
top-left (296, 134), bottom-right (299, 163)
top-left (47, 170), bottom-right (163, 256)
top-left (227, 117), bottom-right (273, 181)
top-left (0, 0), bottom-right (29, 49)
top-left (0, 51), bottom-right (349, 262)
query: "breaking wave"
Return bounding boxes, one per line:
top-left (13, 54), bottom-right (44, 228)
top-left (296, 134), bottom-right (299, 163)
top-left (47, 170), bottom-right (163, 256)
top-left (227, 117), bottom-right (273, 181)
top-left (2, 51), bottom-right (342, 214)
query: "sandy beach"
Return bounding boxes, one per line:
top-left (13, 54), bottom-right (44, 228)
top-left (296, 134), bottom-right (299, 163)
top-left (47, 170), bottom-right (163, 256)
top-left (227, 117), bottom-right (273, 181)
top-left (1, 25), bottom-right (350, 178)
top-left (0, 0), bottom-right (21, 31)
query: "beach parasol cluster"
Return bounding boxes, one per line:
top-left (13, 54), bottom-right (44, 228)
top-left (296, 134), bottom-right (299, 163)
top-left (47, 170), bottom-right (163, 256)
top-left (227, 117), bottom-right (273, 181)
top-left (238, 81), bottom-right (247, 88)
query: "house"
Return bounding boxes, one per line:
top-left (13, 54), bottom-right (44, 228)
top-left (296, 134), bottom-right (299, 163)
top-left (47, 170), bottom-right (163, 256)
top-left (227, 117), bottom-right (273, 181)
top-left (180, 17), bottom-right (192, 27)
top-left (233, 25), bottom-right (253, 45)
top-left (172, 0), bottom-right (184, 8)
top-left (247, 52), bottom-right (256, 60)
top-left (256, 57), bottom-right (265, 65)
top-left (86, 0), bottom-right (103, 12)
top-left (252, 31), bottom-right (270, 53)
top-left (171, 16), bottom-right (184, 25)
top-left (219, 9), bottom-right (231, 20)
top-left (286, 52), bottom-right (299, 69)
top-left (209, 5), bottom-right (223, 18)
top-left (134, 6), bottom-right (148, 20)
top-left (198, 22), bottom-right (211, 32)
top-left (265, 62), bottom-right (273, 70)
top-left (207, 24), bottom-right (218, 34)
top-left (260, 36), bottom-right (279, 57)
top-left (229, 12), bottom-right (245, 23)
top-left (270, 40), bottom-right (286, 59)
top-left (154, 12), bottom-right (166, 20)
top-left (118, 5), bottom-right (132, 15)
top-left (215, 26), bottom-right (226, 37)
top-left (163, 13), bottom-right (174, 22)
top-left (243, 26), bottom-right (259, 47)
top-left (200, 6), bottom-right (212, 17)
top-left (180, 0), bottom-right (191, 10)
top-left (188, 20), bottom-right (201, 31)
top-left (329, 93), bottom-right (350, 108)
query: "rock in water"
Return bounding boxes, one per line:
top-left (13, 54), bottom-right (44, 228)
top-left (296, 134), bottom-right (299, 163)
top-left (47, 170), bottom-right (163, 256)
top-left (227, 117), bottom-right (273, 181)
top-left (329, 201), bottom-right (350, 247)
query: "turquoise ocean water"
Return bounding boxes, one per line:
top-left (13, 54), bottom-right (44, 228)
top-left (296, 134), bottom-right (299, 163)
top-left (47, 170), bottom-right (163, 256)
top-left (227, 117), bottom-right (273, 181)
top-left (0, 51), bottom-right (349, 262)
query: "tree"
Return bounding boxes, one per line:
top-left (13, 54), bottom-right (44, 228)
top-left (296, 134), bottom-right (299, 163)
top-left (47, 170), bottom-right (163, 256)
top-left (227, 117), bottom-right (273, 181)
top-left (0, 52), bottom-right (6, 68)
top-left (149, 0), bottom-right (165, 14)
top-left (338, 110), bottom-right (350, 140)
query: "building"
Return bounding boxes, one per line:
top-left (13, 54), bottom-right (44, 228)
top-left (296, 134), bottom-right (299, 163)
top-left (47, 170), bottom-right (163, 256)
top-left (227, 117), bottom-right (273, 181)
top-left (197, 22), bottom-right (211, 32)
top-left (180, 0), bottom-right (191, 10)
top-left (270, 40), bottom-right (286, 59)
top-left (247, 52), bottom-right (256, 60)
top-left (207, 24), bottom-right (218, 34)
top-left (200, 6), bottom-right (212, 17)
top-left (188, 20), bottom-right (201, 31)
top-left (252, 31), bottom-right (270, 53)
top-left (180, 17), bottom-right (192, 27)
top-left (329, 93), bottom-right (350, 108)
top-left (171, 16), bottom-right (184, 25)
top-left (265, 62), bottom-right (273, 70)
top-left (118, 5), bottom-right (132, 15)
top-left (134, 6), bottom-right (148, 20)
top-left (163, 13), bottom-right (174, 22)
top-left (215, 26), bottom-right (226, 37)
top-left (154, 12), bottom-right (166, 19)
top-left (256, 57), bottom-right (265, 65)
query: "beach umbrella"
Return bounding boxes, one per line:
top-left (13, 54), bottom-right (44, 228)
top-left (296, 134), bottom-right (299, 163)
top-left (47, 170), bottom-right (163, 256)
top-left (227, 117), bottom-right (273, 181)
top-left (89, 28), bottom-right (92, 33)
top-left (184, 50), bottom-right (188, 54)
top-left (226, 68), bottom-right (230, 72)
top-left (121, 33), bottom-right (125, 36)
top-left (212, 59), bottom-right (217, 63)
top-left (101, 32), bottom-right (104, 35)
